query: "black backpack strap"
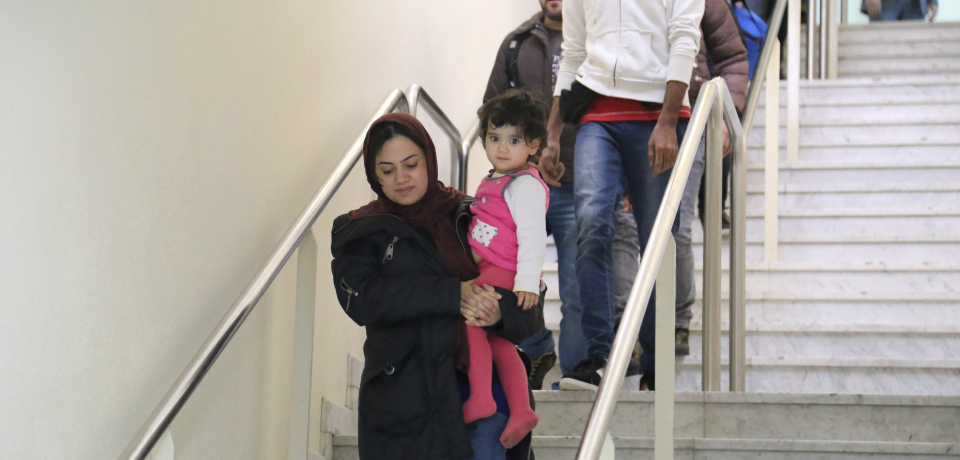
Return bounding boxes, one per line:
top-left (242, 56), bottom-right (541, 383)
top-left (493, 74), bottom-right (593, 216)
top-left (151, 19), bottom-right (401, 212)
top-left (727, 0), bottom-right (765, 43)
top-left (506, 31), bottom-right (532, 89)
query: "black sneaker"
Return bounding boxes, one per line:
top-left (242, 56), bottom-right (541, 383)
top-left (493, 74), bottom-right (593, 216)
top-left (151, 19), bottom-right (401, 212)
top-left (639, 372), bottom-right (655, 391)
top-left (527, 351), bottom-right (557, 390)
top-left (559, 355), bottom-right (607, 391)
top-left (675, 327), bottom-right (690, 357)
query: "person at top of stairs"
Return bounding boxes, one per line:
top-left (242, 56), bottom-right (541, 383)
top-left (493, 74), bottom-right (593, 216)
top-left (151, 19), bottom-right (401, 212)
top-left (462, 90), bottom-right (548, 449)
top-left (331, 113), bottom-right (539, 460)
top-left (863, 0), bottom-right (938, 22)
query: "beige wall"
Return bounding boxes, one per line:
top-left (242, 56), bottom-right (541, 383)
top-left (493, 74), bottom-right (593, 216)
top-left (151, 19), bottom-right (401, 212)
top-left (0, 1), bottom-right (536, 459)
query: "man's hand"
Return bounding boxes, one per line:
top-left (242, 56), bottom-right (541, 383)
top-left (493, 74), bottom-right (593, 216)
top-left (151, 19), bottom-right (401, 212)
top-left (537, 140), bottom-right (565, 187)
top-left (515, 291), bottom-right (540, 310)
top-left (650, 80), bottom-right (689, 176)
top-left (866, 0), bottom-right (882, 19)
top-left (649, 121), bottom-right (679, 176)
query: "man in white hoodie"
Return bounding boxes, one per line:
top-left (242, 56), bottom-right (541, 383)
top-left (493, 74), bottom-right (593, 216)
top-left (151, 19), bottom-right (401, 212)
top-left (542, 0), bottom-right (705, 391)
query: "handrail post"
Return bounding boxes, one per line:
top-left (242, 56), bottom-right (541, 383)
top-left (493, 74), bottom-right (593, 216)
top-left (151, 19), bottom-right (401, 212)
top-left (460, 118), bottom-right (482, 193)
top-left (787, 0), bottom-right (801, 162)
top-left (827, 0), bottom-right (840, 79)
top-left (655, 235), bottom-right (676, 460)
top-left (765, 43), bottom-right (781, 263)
top-left (729, 104), bottom-right (748, 393)
top-left (702, 81), bottom-right (724, 392)
top-left (807, 0), bottom-right (818, 80)
top-left (820, 0), bottom-right (829, 79)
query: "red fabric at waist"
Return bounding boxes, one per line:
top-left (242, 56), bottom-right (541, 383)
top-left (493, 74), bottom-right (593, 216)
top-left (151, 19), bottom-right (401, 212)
top-left (580, 96), bottom-right (692, 124)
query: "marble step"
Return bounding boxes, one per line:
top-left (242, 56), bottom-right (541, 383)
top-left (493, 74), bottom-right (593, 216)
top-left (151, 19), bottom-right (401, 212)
top-left (686, 326), bottom-right (960, 361)
top-left (745, 160), bottom-right (960, 187)
top-left (531, 391), bottom-right (960, 440)
top-left (686, 261), bottom-right (960, 295)
top-left (839, 58), bottom-right (960, 77)
top-left (840, 41), bottom-right (960, 60)
top-left (746, 144), bottom-right (960, 164)
top-left (839, 22), bottom-right (960, 45)
top-left (530, 438), bottom-right (960, 460)
top-left (691, 233), bottom-right (960, 263)
top-left (757, 77), bottom-right (960, 108)
top-left (737, 207), bottom-right (960, 237)
top-left (332, 436), bottom-right (960, 460)
top-left (675, 357), bottom-right (960, 395)
top-left (746, 124), bottom-right (960, 149)
top-left (745, 182), bottom-right (960, 209)
top-left (753, 103), bottom-right (960, 128)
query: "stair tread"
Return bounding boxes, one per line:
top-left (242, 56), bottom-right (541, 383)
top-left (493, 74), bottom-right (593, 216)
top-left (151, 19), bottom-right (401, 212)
top-left (676, 356), bottom-right (960, 369)
top-left (746, 181), bottom-right (960, 193)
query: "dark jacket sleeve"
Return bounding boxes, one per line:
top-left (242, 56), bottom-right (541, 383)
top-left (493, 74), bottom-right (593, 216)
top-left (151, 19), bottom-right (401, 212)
top-left (331, 238), bottom-right (462, 328)
top-left (484, 286), bottom-right (543, 345)
top-left (483, 35), bottom-right (514, 103)
top-left (703, 0), bottom-right (749, 113)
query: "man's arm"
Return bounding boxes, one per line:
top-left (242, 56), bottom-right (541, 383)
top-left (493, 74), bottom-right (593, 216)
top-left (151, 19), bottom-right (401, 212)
top-left (704, 0), bottom-right (749, 113)
top-left (484, 36), bottom-right (513, 103)
top-left (539, 97), bottom-right (565, 186)
top-left (650, 80), bottom-right (689, 176)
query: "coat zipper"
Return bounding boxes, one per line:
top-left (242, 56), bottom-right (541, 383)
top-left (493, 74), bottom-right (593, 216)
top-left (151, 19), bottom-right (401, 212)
top-left (382, 236), bottom-right (399, 264)
top-left (339, 278), bottom-right (359, 312)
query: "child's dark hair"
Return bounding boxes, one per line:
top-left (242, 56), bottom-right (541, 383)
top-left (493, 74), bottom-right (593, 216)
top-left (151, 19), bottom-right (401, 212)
top-left (477, 89), bottom-right (549, 156)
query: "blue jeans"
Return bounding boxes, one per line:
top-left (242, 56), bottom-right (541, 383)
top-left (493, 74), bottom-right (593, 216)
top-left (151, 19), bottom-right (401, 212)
top-left (574, 119), bottom-right (689, 373)
top-left (864, 0), bottom-right (929, 21)
top-left (519, 184), bottom-right (588, 375)
top-left (466, 412), bottom-right (509, 460)
top-left (674, 139), bottom-right (706, 330)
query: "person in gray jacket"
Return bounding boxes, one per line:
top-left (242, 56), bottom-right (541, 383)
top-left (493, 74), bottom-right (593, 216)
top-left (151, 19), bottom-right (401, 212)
top-left (483, 0), bottom-right (586, 390)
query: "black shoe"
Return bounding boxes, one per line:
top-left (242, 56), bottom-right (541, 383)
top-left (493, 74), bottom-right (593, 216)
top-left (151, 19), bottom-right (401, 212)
top-left (721, 212), bottom-right (731, 236)
top-left (559, 355), bottom-right (607, 391)
top-left (639, 372), bottom-right (655, 391)
top-left (675, 327), bottom-right (690, 357)
top-left (527, 351), bottom-right (557, 390)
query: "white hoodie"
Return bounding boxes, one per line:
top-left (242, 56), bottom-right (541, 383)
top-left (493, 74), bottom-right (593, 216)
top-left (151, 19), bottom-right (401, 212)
top-left (554, 0), bottom-right (705, 107)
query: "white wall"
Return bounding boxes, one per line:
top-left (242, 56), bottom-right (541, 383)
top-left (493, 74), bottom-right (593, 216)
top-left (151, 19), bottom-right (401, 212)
top-left (0, 1), bottom-right (537, 459)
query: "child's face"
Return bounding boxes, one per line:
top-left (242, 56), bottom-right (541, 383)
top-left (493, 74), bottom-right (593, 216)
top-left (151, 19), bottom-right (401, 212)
top-left (483, 123), bottom-right (540, 174)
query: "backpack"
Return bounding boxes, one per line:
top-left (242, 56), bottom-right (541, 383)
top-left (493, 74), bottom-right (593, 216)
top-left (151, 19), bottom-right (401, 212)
top-left (505, 31), bottom-right (532, 89)
top-left (727, 0), bottom-right (768, 79)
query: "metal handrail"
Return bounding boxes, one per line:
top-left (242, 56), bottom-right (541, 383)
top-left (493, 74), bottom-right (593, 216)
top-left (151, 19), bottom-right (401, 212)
top-left (118, 89), bottom-right (410, 460)
top-left (742, 0), bottom-right (789, 138)
top-left (406, 84), bottom-right (466, 191)
top-left (577, 78), bottom-right (744, 459)
top-left (460, 118), bottom-right (482, 192)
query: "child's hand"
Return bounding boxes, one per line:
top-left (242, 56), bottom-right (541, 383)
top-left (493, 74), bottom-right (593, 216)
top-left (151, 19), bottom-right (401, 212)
top-left (515, 291), bottom-right (540, 310)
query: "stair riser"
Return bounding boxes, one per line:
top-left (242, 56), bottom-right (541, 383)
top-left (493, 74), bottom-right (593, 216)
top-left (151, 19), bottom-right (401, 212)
top-left (533, 398), bottom-right (960, 441)
top-left (840, 42), bottom-right (960, 59)
top-left (741, 215), bottom-right (960, 238)
top-left (840, 58), bottom-right (960, 77)
top-left (685, 300), bottom-right (960, 329)
top-left (687, 332), bottom-right (960, 361)
top-left (746, 167), bottom-right (960, 187)
top-left (746, 191), bottom-right (960, 210)
top-left (754, 104), bottom-right (960, 127)
top-left (747, 145), bottom-right (960, 164)
top-left (690, 270), bottom-right (960, 295)
top-left (677, 366), bottom-right (960, 395)
top-left (758, 85), bottom-right (960, 107)
top-left (692, 242), bottom-right (960, 263)
top-left (747, 125), bottom-right (960, 148)
top-left (840, 27), bottom-right (960, 44)
top-left (530, 447), bottom-right (960, 460)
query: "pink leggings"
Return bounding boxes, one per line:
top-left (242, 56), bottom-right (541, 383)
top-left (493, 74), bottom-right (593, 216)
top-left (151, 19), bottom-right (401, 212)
top-left (462, 260), bottom-right (538, 449)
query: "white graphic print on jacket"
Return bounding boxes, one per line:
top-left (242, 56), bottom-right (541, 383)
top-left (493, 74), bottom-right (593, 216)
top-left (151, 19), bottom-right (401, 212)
top-left (471, 219), bottom-right (499, 247)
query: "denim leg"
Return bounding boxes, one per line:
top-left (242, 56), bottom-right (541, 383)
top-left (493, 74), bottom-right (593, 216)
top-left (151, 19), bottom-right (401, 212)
top-left (466, 412), bottom-right (509, 460)
top-left (618, 119), bottom-right (690, 374)
top-left (574, 122), bottom-right (624, 359)
top-left (547, 184), bottom-right (588, 374)
top-left (518, 328), bottom-right (555, 359)
top-left (612, 203), bottom-right (640, 329)
top-left (675, 139), bottom-right (705, 330)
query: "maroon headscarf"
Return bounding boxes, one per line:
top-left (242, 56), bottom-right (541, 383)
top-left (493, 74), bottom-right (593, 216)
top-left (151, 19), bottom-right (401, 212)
top-left (349, 113), bottom-right (479, 281)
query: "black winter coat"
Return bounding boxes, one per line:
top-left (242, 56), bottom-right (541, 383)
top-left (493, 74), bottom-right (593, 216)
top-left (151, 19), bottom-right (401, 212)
top-left (331, 198), bottom-right (541, 460)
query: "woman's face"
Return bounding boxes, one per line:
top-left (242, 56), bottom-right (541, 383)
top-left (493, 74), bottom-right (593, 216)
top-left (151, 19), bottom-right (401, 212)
top-left (374, 135), bottom-right (429, 206)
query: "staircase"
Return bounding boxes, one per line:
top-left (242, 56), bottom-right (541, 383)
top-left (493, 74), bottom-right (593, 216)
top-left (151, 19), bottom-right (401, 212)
top-left (329, 21), bottom-right (960, 460)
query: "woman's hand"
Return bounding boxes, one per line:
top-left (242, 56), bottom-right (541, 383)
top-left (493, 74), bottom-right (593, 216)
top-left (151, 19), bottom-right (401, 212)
top-left (515, 291), bottom-right (540, 310)
top-left (460, 281), bottom-right (502, 327)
